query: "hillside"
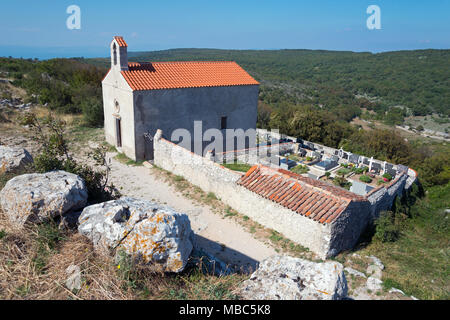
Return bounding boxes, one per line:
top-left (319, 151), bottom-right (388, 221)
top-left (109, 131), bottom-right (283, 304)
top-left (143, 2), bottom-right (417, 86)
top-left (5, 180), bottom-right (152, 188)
top-left (0, 49), bottom-right (449, 300)
top-left (86, 48), bottom-right (450, 119)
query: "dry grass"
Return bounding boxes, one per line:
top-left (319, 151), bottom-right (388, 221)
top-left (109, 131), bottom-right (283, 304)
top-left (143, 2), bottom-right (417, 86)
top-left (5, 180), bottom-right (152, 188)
top-left (0, 209), bottom-right (130, 300)
top-left (0, 208), bottom-right (245, 300)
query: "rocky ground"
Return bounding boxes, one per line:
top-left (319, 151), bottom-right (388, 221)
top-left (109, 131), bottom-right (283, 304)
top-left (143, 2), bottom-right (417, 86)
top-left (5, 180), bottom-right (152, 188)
top-left (0, 100), bottom-right (418, 300)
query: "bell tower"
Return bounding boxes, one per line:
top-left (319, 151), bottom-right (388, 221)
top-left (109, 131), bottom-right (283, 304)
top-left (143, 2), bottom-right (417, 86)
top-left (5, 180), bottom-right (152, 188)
top-left (110, 36), bottom-right (128, 72)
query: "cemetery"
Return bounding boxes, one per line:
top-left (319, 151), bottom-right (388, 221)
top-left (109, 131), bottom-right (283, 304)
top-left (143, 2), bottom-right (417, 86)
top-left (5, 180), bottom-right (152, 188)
top-left (241, 130), bottom-right (417, 197)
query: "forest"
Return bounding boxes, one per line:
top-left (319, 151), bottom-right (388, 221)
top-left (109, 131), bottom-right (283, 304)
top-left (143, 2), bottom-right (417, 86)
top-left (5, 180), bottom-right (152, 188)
top-left (0, 57), bottom-right (105, 127)
top-left (89, 48), bottom-right (450, 118)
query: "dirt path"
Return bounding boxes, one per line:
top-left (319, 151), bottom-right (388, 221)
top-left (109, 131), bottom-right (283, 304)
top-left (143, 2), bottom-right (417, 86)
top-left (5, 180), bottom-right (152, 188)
top-left (106, 153), bottom-right (276, 272)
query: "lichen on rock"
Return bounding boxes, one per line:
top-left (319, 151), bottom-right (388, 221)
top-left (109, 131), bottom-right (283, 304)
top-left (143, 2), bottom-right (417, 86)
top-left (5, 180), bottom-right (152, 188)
top-left (240, 255), bottom-right (348, 300)
top-left (0, 170), bottom-right (88, 228)
top-left (78, 197), bottom-right (194, 273)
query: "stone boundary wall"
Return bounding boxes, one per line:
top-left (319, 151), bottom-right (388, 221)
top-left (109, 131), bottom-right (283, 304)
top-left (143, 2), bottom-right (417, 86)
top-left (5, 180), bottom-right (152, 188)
top-left (256, 128), bottom-right (297, 142)
top-left (366, 173), bottom-right (408, 220)
top-left (405, 168), bottom-right (418, 189)
top-left (154, 131), bottom-right (338, 258)
top-left (153, 130), bottom-right (413, 258)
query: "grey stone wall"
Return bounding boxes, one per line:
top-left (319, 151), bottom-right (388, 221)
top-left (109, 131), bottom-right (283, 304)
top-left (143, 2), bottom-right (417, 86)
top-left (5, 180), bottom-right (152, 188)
top-left (328, 201), bottom-right (372, 257)
top-left (134, 85), bottom-right (259, 161)
top-left (154, 132), bottom-right (373, 259)
top-left (366, 174), bottom-right (408, 220)
top-left (152, 128), bottom-right (416, 259)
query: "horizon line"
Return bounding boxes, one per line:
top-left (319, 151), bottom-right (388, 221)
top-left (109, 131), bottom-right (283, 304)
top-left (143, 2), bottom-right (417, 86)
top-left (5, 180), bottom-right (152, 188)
top-left (1, 45), bottom-right (449, 61)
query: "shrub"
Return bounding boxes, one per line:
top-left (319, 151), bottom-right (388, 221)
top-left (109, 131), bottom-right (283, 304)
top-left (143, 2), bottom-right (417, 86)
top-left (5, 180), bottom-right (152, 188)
top-left (337, 168), bottom-right (351, 177)
top-left (383, 173), bottom-right (393, 181)
top-left (333, 176), bottom-right (352, 190)
top-left (81, 97), bottom-right (104, 127)
top-left (291, 164), bottom-right (309, 174)
top-left (20, 112), bottom-right (120, 203)
top-left (374, 211), bottom-right (400, 242)
top-left (352, 167), bottom-right (364, 174)
top-left (359, 175), bottom-right (372, 183)
top-left (206, 192), bottom-right (217, 200)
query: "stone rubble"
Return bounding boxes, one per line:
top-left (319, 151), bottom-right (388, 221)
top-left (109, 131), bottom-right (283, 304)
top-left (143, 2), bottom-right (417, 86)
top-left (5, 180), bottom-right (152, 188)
top-left (239, 255), bottom-right (348, 300)
top-left (344, 267), bottom-right (367, 278)
top-left (65, 265), bottom-right (82, 291)
top-left (368, 255), bottom-right (385, 270)
top-left (366, 277), bottom-right (383, 291)
top-left (366, 264), bottom-right (383, 280)
top-left (0, 145), bottom-right (33, 174)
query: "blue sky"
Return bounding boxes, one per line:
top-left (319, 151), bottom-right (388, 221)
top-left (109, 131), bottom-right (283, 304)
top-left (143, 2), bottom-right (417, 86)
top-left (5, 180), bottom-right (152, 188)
top-left (0, 0), bottom-right (449, 59)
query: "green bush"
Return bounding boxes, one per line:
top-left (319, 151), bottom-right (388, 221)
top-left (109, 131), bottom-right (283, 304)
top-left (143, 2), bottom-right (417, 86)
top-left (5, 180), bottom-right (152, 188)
top-left (383, 173), bottom-right (393, 181)
top-left (291, 165), bottom-right (309, 174)
top-left (333, 176), bottom-right (352, 190)
top-left (81, 97), bottom-right (104, 127)
top-left (337, 168), bottom-right (351, 176)
top-left (374, 211), bottom-right (400, 242)
top-left (359, 175), bottom-right (372, 183)
top-left (352, 167), bottom-right (364, 174)
top-left (20, 112), bottom-right (120, 203)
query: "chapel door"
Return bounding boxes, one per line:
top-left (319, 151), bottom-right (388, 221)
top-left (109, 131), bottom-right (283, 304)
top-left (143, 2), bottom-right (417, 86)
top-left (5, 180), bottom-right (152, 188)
top-left (115, 118), bottom-right (122, 148)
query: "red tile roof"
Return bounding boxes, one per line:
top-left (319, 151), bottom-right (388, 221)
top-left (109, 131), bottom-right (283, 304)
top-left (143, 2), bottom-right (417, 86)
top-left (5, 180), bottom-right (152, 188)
top-left (114, 36), bottom-right (128, 47)
top-left (121, 61), bottom-right (259, 91)
top-left (237, 165), bottom-right (367, 224)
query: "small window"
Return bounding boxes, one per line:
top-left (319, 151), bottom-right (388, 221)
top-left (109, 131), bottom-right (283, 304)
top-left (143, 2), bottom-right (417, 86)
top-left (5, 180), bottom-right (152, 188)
top-left (220, 116), bottom-right (227, 130)
top-left (113, 43), bottom-right (117, 66)
top-left (115, 118), bottom-right (122, 148)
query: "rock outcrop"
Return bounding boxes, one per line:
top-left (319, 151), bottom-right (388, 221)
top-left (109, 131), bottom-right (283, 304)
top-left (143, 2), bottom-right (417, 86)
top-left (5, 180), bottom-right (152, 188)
top-left (78, 197), bottom-right (194, 273)
top-left (0, 170), bottom-right (88, 227)
top-left (240, 255), bottom-right (348, 300)
top-left (0, 146), bottom-right (33, 174)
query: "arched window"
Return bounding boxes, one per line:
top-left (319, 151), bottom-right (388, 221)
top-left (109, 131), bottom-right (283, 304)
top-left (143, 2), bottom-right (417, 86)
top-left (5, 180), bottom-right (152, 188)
top-left (113, 43), bottom-right (117, 66)
top-left (114, 100), bottom-right (120, 113)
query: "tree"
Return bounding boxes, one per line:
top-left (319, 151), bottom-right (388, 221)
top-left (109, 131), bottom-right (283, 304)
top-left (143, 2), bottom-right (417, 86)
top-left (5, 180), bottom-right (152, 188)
top-left (20, 112), bottom-right (120, 203)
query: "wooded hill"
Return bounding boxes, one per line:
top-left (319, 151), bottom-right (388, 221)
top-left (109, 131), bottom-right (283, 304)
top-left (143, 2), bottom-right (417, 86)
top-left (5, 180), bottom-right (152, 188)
top-left (87, 48), bottom-right (450, 118)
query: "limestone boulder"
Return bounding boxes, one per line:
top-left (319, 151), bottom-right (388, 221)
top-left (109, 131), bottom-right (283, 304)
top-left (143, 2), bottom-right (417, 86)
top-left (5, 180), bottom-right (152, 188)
top-left (240, 255), bottom-right (348, 300)
top-left (0, 170), bottom-right (88, 227)
top-left (0, 146), bottom-right (33, 174)
top-left (78, 197), bottom-right (194, 273)
top-left (368, 255), bottom-right (385, 270)
top-left (366, 277), bottom-right (383, 291)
